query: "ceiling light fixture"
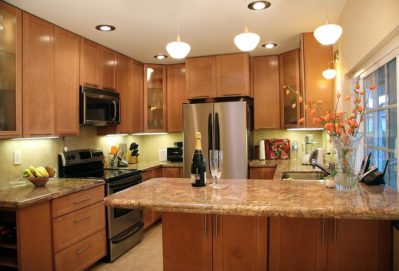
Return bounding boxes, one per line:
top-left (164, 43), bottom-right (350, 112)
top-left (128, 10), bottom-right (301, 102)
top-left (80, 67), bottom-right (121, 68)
top-left (322, 61), bottom-right (337, 80)
top-left (247, 1), bottom-right (271, 10)
top-left (95, 24), bottom-right (116, 32)
top-left (314, 0), bottom-right (342, 45)
top-left (262, 42), bottom-right (277, 49)
top-left (154, 54), bottom-right (168, 60)
top-left (234, 28), bottom-right (260, 52)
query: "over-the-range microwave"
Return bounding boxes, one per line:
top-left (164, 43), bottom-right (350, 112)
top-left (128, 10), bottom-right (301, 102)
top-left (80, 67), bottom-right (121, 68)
top-left (79, 86), bottom-right (120, 126)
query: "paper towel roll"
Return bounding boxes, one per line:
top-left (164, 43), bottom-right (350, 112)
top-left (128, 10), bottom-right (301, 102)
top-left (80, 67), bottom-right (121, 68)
top-left (259, 139), bottom-right (265, 160)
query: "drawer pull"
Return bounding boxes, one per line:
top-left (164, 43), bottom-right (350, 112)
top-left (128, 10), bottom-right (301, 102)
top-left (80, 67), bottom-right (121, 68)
top-left (74, 215), bottom-right (91, 224)
top-left (73, 198), bottom-right (91, 205)
top-left (77, 244), bottom-right (94, 255)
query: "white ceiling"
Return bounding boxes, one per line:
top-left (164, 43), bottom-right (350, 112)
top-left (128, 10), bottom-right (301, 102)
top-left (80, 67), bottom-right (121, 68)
top-left (4, 0), bottom-right (347, 64)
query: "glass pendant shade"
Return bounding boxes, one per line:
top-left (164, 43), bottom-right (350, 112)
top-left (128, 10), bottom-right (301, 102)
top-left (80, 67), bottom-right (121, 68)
top-left (314, 23), bottom-right (343, 45)
top-left (234, 32), bottom-right (260, 52)
top-left (322, 68), bottom-right (336, 79)
top-left (166, 36), bottom-right (191, 59)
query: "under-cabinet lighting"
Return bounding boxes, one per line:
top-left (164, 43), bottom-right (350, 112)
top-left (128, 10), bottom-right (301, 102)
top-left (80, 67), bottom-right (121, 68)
top-left (286, 128), bottom-right (324, 131)
top-left (132, 132), bottom-right (168, 136)
top-left (11, 136), bottom-right (60, 141)
top-left (105, 134), bottom-right (128, 137)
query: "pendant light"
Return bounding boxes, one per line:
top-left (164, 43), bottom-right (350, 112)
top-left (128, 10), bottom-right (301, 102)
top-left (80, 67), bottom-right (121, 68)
top-left (322, 61), bottom-right (336, 80)
top-left (165, 0), bottom-right (191, 59)
top-left (314, 0), bottom-right (342, 46)
top-left (234, 27), bottom-right (260, 52)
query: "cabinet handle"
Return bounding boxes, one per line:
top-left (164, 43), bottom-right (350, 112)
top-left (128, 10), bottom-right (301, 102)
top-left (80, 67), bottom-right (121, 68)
top-left (77, 244), bottom-right (94, 255)
top-left (203, 215), bottom-right (207, 237)
top-left (322, 219), bottom-right (325, 244)
top-left (84, 83), bottom-right (99, 88)
top-left (223, 93), bottom-right (242, 97)
top-left (74, 215), bottom-right (90, 224)
top-left (73, 198), bottom-right (91, 205)
top-left (333, 219), bottom-right (337, 243)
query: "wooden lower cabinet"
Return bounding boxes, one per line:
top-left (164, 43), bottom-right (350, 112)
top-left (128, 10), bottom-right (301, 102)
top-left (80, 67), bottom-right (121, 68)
top-left (249, 167), bottom-right (277, 179)
top-left (269, 217), bottom-right (392, 271)
top-left (161, 167), bottom-right (182, 178)
top-left (162, 212), bottom-right (267, 271)
top-left (142, 167), bottom-right (163, 229)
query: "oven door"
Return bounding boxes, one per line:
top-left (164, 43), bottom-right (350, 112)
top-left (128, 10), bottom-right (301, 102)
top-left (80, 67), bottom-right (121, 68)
top-left (106, 174), bottom-right (143, 239)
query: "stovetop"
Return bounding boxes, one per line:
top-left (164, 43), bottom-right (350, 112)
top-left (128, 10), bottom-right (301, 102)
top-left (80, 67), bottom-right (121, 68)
top-left (103, 169), bottom-right (140, 181)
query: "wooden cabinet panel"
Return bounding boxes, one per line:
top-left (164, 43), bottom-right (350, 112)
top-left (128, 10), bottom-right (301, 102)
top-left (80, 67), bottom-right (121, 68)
top-left (213, 215), bottom-right (267, 271)
top-left (186, 56), bottom-right (217, 99)
top-left (101, 47), bottom-right (117, 90)
top-left (167, 64), bottom-right (186, 132)
top-left (249, 167), bottom-right (276, 179)
top-left (327, 219), bottom-right (392, 271)
top-left (163, 212), bottom-right (213, 271)
top-left (80, 38), bottom-right (101, 88)
top-left (216, 53), bottom-right (250, 97)
top-left (253, 56), bottom-right (280, 130)
top-left (132, 60), bottom-right (144, 132)
top-left (279, 49), bottom-right (301, 129)
top-left (54, 27), bottom-right (80, 136)
top-left (52, 201), bottom-right (105, 253)
top-left (22, 13), bottom-right (54, 136)
top-left (161, 167), bottom-right (181, 178)
top-left (51, 185), bottom-right (104, 218)
top-left (54, 229), bottom-right (106, 271)
top-left (269, 217), bottom-right (327, 271)
top-left (142, 167), bottom-right (163, 229)
top-left (117, 54), bottom-right (133, 133)
top-left (0, 2), bottom-right (22, 139)
top-left (300, 33), bottom-right (334, 128)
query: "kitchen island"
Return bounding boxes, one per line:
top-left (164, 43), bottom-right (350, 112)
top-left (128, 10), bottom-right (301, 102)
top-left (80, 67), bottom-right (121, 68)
top-left (104, 163), bottom-right (397, 271)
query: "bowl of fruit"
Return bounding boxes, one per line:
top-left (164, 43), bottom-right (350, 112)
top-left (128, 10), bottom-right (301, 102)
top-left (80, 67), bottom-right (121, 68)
top-left (22, 165), bottom-right (55, 187)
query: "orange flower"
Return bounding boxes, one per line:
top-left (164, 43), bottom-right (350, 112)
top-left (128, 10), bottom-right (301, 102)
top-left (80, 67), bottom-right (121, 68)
top-left (291, 103), bottom-right (297, 109)
top-left (370, 85), bottom-right (376, 91)
top-left (298, 118), bottom-right (305, 125)
top-left (324, 123), bottom-right (334, 132)
top-left (344, 95), bottom-right (351, 101)
top-left (357, 105), bottom-right (363, 113)
top-left (312, 118), bottom-right (321, 124)
top-left (310, 109), bottom-right (317, 117)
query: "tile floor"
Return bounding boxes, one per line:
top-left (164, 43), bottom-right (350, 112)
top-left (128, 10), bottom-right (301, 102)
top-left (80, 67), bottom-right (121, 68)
top-left (90, 223), bottom-right (163, 271)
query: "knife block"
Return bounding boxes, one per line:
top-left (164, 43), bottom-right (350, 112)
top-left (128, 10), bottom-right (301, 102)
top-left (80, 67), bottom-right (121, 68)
top-left (128, 155), bottom-right (139, 164)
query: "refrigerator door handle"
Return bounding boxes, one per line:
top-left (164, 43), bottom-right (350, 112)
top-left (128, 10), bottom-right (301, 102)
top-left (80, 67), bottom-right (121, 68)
top-left (208, 113), bottom-right (213, 151)
top-left (215, 113), bottom-right (220, 151)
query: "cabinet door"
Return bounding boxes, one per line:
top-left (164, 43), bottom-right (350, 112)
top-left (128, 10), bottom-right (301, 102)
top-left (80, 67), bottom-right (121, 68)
top-left (301, 33), bottom-right (334, 128)
top-left (253, 56), bottom-right (280, 129)
top-left (167, 64), bottom-right (186, 132)
top-left (163, 212), bottom-right (212, 271)
top-left (161, 167), bottom-right (181, 178)
top-left (132, 60), bottom-right (144, 132)
top-left (22, 13), bottom-right (54, 136)
top-left (144, 64), bottom-right (166, 131)
top-left (216, 53), bottom-right (250, 97)
top-left (327, 219), bottom-right (392, 271)
top-left (186, 56), bottom-right (217, 99)
top-left (116, 54), bottom-right (133, 133)
top-left (213, 215), bottom-right (267, 271)
top-left (269, 217), bottom-right (327, 271)
top-left (279, 49), bottom-right (301, 129)
top-left (101, 47), bottom-right (117, 91)
top-left (80, 38), bottom-right (101, 88)
top-left (54, 27), bottom-right (80, 136)
top-left (249, 167), bottom-right (276, 179)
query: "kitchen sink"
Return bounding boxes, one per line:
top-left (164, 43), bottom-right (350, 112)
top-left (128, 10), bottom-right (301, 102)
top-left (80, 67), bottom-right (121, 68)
top-left (281, 171), bottom-right (329, 180)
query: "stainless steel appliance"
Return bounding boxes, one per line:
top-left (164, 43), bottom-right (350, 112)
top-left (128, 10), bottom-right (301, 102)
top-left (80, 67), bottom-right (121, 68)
top-left (183, 100), bottom-right (253, 179)
top-left (58, 149), bottom-right (143, 262)
top-left (80, 86), bottom-right (120, 126)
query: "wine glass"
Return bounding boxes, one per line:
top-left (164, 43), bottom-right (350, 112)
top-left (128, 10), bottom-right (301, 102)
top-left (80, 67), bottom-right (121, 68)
top-left (216, 150), bottom-right (223, 184)
top-left (209, 150), bottom-right (218, 187)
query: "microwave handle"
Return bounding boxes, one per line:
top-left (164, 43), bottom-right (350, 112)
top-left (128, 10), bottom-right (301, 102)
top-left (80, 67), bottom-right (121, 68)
top-left (112, 100), bottom-right (119, 121)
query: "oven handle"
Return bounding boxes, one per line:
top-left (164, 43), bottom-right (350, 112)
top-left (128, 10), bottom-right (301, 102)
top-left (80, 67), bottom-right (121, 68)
top-left (108, 174), bottom-right (142, 189)
top-left (112, 222), bottom-right (144, 244)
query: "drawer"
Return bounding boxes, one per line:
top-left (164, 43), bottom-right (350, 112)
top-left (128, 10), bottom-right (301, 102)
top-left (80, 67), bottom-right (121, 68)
top-left (53, 201), bottom-right (105, 253)
top-left (249, 167), bottom-right (276, 179)
top-left (142, 167), bottom-right (162, 181)
top-left (54, 229), bottom-right (106, 271)
top-left (141, 170), bottom-right (153, 181)
top-left (51, 185), bottom-right (104, 218)
top-left (161, 167), bottom-right (181, 178)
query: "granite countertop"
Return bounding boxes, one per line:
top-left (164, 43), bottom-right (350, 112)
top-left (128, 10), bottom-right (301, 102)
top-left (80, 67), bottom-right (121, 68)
top-left (0, 178), bottom-right (105, 208)
top-left (104, 159), bottom-right (399, 220)
top-left (107, 161), bottom-right (183, 172)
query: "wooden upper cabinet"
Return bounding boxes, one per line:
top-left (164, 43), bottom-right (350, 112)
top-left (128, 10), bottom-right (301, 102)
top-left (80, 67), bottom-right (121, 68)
top-left (0, 2), bottom-right (22, 139)
top-left (300, 33), bottom-right (334, 128)
top-left (216, 53), bottom-right (250, 97)
top-left (22, 13), bottom-right (55, 136)
top-left (186, 56), bottom-right (217, 99)
top-left (132, 60), bottom-right (144, 132)
top-left (116, 54), bottom-right (133, 133)
top-left (101, 47), bottom-right (117, 91)
top-left (253, 56), bottom-right (280, 130)
top-left (80, 38), bottom-right (102, 88)
top-left (54, 27), bottom-right (80, 136)
top-left (279, 49), bottom-right (301, 129)
top-left (167, 64), bottom-right (186, 132)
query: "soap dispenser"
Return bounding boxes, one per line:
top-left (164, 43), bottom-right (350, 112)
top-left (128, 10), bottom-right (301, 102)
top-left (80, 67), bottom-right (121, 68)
top-left (259, 132), bottom-right (265, 160)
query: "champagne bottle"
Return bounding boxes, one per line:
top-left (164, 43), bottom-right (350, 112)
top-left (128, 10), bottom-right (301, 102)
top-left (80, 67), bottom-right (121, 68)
top-left (191, 132), bottom-right (206, 187)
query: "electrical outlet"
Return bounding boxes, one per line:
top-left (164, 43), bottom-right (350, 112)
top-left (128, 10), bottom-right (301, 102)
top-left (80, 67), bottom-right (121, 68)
top-left (13, 150), bottom-right (21, 165)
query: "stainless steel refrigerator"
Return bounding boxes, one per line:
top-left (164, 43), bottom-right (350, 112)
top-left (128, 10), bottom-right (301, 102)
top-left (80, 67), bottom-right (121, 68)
top-left (183, 101), bottom-right (253, 179)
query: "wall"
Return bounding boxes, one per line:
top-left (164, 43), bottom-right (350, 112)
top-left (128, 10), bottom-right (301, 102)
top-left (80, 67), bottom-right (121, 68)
top-left (0, 127), bottom-right (182, 185)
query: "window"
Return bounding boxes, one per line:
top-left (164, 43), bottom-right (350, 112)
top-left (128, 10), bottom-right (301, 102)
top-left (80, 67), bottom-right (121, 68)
top-left (363, 58), bottom-right (398, 189)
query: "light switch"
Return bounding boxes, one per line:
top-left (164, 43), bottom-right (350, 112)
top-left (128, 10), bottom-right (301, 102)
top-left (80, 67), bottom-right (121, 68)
top-left (14, 150), bottom-right (21, 165)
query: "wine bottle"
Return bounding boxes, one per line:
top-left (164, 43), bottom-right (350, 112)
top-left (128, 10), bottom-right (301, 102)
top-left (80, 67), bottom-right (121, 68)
top-left (191, 132), bottom-right (206, 187)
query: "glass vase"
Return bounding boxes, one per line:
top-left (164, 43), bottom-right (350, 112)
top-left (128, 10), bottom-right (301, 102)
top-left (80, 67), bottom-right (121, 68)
top-left (330, 134), bottom-right (363, 191)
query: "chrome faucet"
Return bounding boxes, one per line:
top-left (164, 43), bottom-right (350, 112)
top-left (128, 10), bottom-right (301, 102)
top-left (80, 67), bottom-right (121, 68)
top-left (311, 159), bottom-right (335, 176)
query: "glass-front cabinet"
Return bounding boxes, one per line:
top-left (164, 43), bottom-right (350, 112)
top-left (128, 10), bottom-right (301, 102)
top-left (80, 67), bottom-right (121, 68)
top-left (144, 64), bottom-right (166, 131)
top-left (0, 2), bottom-right (21, 138)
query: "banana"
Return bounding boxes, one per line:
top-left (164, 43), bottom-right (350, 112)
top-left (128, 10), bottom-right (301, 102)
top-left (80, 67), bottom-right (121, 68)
top-left (36, 167), bottom-right (49, 178)
top-left (29, 166), bottom-right (38, 177)
top-left (23, 169), bottom-right (33, 178)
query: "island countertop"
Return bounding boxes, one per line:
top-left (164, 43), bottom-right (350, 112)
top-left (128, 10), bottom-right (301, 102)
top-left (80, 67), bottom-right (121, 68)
top-left (104, 175), bottom-right (399, 220)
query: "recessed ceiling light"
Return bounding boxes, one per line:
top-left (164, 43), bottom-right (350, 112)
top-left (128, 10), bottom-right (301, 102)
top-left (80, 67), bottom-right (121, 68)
top-left (248, 1), bottom-right (271, 10)
top-left (95, 25), bottom-right (116, 31)
top-left (154, 54), bottom-right (168, 60)
top-left (262, 42), bottom-right (277, 49)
